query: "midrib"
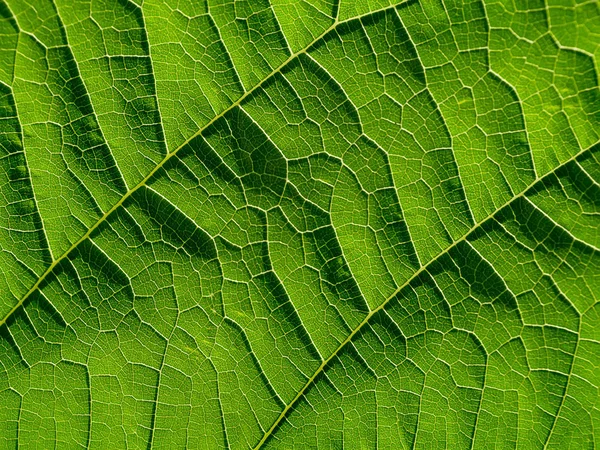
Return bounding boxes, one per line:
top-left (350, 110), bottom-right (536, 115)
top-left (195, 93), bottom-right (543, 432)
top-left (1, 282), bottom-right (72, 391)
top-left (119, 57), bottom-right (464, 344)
top-left (0, 2), bottom-right (403, 328)
top-left (253, 142), bottom-right (596, 449)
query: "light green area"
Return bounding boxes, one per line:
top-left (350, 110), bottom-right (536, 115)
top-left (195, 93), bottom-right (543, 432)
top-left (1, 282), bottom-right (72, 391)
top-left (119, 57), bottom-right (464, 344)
top-left (0, 0), bottom-right (598, 448)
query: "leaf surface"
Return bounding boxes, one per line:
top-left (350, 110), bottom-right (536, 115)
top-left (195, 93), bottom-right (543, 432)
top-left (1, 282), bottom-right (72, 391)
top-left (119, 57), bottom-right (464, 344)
top-left (0, 0), bottom-right (599, 448)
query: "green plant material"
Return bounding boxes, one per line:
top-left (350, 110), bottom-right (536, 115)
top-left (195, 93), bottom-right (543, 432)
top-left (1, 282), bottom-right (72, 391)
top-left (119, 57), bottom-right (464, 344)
top-left (0, 0), bottom-right (599, 448)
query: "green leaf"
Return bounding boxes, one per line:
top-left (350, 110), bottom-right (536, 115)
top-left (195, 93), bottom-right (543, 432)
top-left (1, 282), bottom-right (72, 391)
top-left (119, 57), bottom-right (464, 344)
top-left (0, 0), bottom-right (598, 448)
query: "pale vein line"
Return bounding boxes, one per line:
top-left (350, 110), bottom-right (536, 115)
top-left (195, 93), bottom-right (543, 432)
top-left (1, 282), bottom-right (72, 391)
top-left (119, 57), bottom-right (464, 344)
top-left (252, 142), bottom-right (598, 449)
top-left (544, 314), bottom-right (582, 448)
top-left (524, 196), bottom-right (600, 253)
top-left (0, 9), bottom-right (55, 263)
top-left (51, 0), bottom-right (131, 193)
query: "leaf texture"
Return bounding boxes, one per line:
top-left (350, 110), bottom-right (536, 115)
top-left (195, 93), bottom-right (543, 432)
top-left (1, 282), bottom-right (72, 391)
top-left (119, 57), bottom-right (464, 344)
top-left (0, 0), bottom-right (599, 448)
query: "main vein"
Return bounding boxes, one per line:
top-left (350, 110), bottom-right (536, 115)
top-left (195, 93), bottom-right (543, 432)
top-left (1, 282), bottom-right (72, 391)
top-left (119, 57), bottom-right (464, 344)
top-left (0, 3), bottom-right (403, 328)
top-left (253, 143), bottom-right (595, 449)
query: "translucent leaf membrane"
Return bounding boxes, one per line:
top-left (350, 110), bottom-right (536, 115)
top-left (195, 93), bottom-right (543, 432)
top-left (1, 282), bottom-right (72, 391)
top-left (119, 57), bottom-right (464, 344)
top-left (0, 0), bottom-right (598, 448)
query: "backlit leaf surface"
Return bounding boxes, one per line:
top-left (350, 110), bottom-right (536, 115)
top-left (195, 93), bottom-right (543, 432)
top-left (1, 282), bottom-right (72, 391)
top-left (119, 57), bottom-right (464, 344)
top-left (0, 0), bottom-right (599, 448)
